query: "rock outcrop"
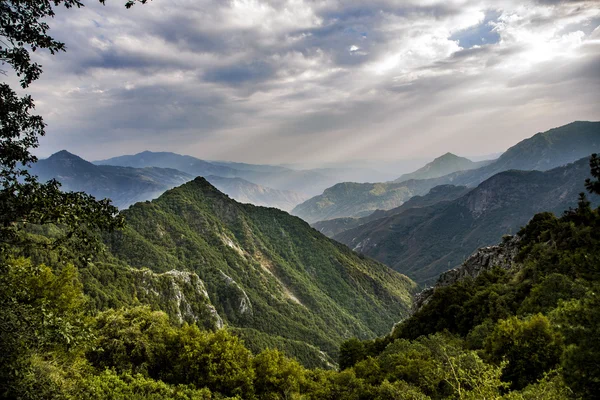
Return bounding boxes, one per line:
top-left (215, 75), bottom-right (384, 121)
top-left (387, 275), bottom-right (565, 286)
top-left (136, 268), bottom-right (223, 329)
top-left (414, 235), bottom-right (521, 311)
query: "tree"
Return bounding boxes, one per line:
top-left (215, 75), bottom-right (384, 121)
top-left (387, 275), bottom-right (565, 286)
top-left (0, 1), bottom-right (166, 256)
top-left (484, 314), bottom-right (563, 390)
top-left (253, 348), bottom-right (306, 400)
top-left (339, 337), bottom-right (366, 370)
top-left (585, 153), bottom-right (600, 195)
top-left (0, 258), bottom-right (89, 399)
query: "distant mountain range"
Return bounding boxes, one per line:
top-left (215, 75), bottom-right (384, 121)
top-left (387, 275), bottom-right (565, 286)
top-left (97, 151), bottom-right (358, 197)
top-left (334, 157), bottom-right (599, 285)
top-left (30, 150), bottom-right (193, 209)
top-left (394, 153), bottom-right (490, 183)
top-left (105, 177), bottom-right (415, 365)
top-left (32, 151), bottom-right (310, 210)
top-left (292, 121), bottom-right (600, 223)
top-left (436, 120), bottom-right (600, 187)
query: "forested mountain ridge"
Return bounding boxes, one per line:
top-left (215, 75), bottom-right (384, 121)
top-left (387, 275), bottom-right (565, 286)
top-left (293, 121), bottom-right (600, 222)
top-left (334, 156), bottom-right (599, 285)
top-left (105, 177), bottom-right (416, 364)
top-left (96, 150), bottom-right (342, 197)
top-left (30, 150), bottom-right (193, 209)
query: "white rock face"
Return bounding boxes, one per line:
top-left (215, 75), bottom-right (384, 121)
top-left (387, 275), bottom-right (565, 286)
top-left (219, 270), bottom-right (253, 315)
top-left (137, 268), bottom-right (223, 329)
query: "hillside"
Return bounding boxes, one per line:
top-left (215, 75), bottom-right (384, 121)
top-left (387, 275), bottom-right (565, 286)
top-left (394, 153), bottom-right (488, 183)
top-left (312, 184), bottom-right (470, 237)
top-left (30, 150), bottom-right (193, 209)
top-left (293, 121), bottom-right (600, 222)
top-left (340, 194), bottom-right (600, 399)
top-left (105, 178), bottom-right (416, 363)
top-left (334, 157), bottom-right (599, 284)
top-left (96, 151), bottom-right (340, 196)
top-left (205, 176), bottom-right (308, 211)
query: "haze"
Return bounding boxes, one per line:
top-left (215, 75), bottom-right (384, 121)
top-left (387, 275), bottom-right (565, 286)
top-left (26, 0), bottom-right (600, 164)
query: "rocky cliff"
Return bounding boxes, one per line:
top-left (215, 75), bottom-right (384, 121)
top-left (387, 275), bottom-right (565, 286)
top-left (413, 235), bottom-right (521, 311)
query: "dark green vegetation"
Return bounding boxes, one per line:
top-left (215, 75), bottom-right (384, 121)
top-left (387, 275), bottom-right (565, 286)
top-left (293, 121), bottom-right (600, 223)
top-left (337, 160), bottom-right (600, 399)
top-left (96, 150), bottom-right (343, 197)
top-left (204, 175), bottom-right (308, 212)
top-left (31, 150), bottom-right (193, 209)
top-left (105, 177), bottom-right (415, 362)
top-left (394, 153), bottom-right (489, 183)
top-left (313, 185), bottom-right (470, 238)
top-left (4, 156), bottom-right (599, 399)
top-left (334, 157), bottom-right (600, 285)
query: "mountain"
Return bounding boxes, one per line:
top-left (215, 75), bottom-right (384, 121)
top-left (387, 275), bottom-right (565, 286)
top-left (292, 121), bottom-right (600, 222)
top-left (105, 177), bottom-right (416, 364)
top-left (440, 120), bottom-right (600, 187)
top-left (204, 175), bottom-right (308, 212)
top-left (333, 157), bottom-right (599, 285)
top-left (96, 151), bottom-right (340, 197)
top-left (95, 151), bottom-right (239, 177)
top-left (30, 150), bottom-right (193, 209)
top-left (312, 184), bottom-right (471, 238)
top-left (394, 153), bottom-right (489, 183)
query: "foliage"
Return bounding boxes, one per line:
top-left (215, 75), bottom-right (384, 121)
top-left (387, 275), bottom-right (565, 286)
top-left (0, 0), bottom-right (125, 262)
top-left (484, 315), bottom-right (562, 390)
top-left (585, 153), bottom-right (600, 194)
top-left (0, 258), bottom-right (89, 399)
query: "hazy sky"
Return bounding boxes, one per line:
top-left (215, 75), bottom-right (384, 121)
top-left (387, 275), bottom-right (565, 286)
top-left (19, 0), bottom-right (600, 164)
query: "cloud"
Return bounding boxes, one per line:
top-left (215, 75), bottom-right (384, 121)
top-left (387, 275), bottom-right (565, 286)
top-left (13, 0), bottom-right (599, 164)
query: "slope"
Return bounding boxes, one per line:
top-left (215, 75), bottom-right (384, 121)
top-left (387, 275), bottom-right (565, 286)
top-left (105, 178), bottom-right (416, 361)
top-left (334, 157), bottom-right (599, 285)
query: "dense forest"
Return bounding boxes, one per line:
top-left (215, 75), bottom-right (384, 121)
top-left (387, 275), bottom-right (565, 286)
top-left (1, 156), bottom-right (598, 399)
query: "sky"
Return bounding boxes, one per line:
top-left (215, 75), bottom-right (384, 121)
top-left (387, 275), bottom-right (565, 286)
top-left (17, 0), bottom-right (600, 164)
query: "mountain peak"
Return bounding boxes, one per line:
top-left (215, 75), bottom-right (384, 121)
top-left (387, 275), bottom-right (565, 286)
top-left (49, 149), bottom-right (82, 160)
top-left (394, 152), bottom-right (476, 183)
top-left (46, 150), bottom-right (94, 168)
top-left (436, 152), bottom-right (464, 161)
